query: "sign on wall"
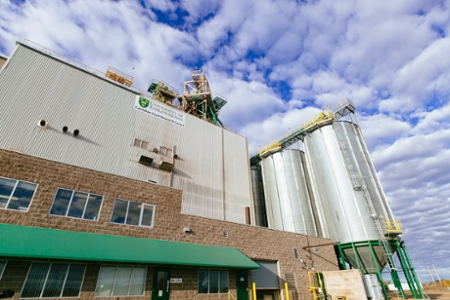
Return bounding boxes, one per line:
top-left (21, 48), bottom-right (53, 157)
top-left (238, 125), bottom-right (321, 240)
top-left (135, 96), bottom-right (186, 128)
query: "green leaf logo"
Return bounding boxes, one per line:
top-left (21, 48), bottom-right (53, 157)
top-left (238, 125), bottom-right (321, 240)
top-left (139, 97), bottom-right (149, 108)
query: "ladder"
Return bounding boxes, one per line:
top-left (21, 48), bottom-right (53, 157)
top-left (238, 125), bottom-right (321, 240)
top-left (335, 124), bottom-right (405, 299)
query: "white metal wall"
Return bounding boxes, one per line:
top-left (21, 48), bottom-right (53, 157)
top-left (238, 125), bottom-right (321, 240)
top-left (0, 43), bottom-right (252, 224)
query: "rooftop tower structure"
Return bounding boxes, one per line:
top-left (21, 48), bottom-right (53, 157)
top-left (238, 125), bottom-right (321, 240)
top-left (177, 69), bottom-right (226, 127)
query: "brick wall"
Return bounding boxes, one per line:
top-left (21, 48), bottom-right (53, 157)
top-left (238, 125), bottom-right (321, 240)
top-left (0, 149), bottom-right (339, 299)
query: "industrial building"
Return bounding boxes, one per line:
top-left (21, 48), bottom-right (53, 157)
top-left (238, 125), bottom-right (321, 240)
top-left (0, 40), bottom-right (423, 300)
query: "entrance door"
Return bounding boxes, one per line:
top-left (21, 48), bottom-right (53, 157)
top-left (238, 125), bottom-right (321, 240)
top-left (152, 268), bottom-right (171, 300)
top-left (236, 270), bottom-right (249, 300)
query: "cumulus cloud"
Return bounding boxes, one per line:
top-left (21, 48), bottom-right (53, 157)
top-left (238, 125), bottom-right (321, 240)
top-left (1, 0), bottom-right (450, 282)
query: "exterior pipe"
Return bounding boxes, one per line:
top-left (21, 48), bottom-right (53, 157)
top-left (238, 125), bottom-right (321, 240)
top-left (284, 282), bottom-right (290, 300)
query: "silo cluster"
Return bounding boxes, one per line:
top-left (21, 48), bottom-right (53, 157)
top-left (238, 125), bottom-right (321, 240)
top-left (252, 120), bottom-right (394, 244)
top-left (251, 109), bottom-right (425, 299)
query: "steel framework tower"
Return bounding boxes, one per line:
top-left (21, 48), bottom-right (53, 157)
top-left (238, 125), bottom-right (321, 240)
top-left (177, 69), bottom-right (226, 127)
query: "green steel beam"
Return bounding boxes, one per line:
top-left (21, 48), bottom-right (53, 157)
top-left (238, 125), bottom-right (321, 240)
top-left (368, 241), bottom-right (389, 300)
top-left (396, 240), bottom-right (425, 298)
top-left (335, 240), bottom-right (428, 300)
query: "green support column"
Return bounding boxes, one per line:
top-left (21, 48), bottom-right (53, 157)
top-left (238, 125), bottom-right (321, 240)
top-left (393, 240), bottom-right (418, 298)
top-left (368, 241), bottom-right (389, 300)
top-left (388, 259), bottom-right (406, 299)
top-left (336, 244), bottom-right (347, 270)
top-left (396, 240), bottom-right (425, 298)
top-left (350, 243), bottom-right (363, 271)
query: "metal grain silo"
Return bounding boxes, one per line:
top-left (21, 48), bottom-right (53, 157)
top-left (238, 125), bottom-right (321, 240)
top-left (303, 120), bottom-right (394, 243)
top-left (260, 149), bottom-right (318, 236)
top-left (303, 119), bottom-right (425, 299)
top-left (250, 165), bottom-right (268, 227)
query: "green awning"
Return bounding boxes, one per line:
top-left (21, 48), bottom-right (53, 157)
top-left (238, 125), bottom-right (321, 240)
top-left (0, 223), bottom-right (259, 269)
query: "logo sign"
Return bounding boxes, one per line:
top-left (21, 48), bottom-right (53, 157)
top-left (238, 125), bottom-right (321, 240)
top-left (135, 96), bottom-right (185, 128)
top-left (139, 97), bottom-right (149, 108)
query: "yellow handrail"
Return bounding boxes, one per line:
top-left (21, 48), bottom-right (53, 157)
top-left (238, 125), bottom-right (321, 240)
top-left (228, 291), bottom-right (237, 300)
top-left (385, 220), bottom-right (403, 233)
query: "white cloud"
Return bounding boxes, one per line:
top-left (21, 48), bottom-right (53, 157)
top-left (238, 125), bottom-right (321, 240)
top-left (180, 0), bottom-right (221, 26)
top-left (241, 106), bottom-right (321, 154)
top-left (358, 114), bottom-right (411, 151)
top-left (1, 0), bottom-right (450, 282)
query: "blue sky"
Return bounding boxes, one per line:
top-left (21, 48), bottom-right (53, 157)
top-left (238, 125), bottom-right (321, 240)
top-left (1, 0), bottom-right (450, 283)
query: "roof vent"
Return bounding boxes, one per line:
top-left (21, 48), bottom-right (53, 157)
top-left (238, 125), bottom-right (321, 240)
top-left (293, 247), bottom-right (299, 260)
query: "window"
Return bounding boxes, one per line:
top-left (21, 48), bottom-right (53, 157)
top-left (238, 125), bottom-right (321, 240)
top-left (110, 199), bottom-right (155, 227)
top-left (49, 188), bottom-right (103, 221)
top-left (0, 176), bottom-right (37, 211)
top-left (198, 270), bottom-right (229, 294)
top-left (0, 261), bottom-right (7, 280)
top-left (21, 263), bottom-right (86, 298)
top-left (95, 266), bottom-right (147, 296)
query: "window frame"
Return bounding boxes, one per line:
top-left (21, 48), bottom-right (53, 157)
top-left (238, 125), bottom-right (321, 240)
top-left (49, 188), bottom-right (103, 221)
top-left (0, 176), bottom-right (38, 212)
top-left (0, 261), bottom-right (7, 280)
top-left (20, 262), bottom-right (86, 298)
top-left (94, 265), bottom-right (147, 297)
top-left (197, 269), bottom-right (229, 294)
top-left (110, 199), bottom-right (155, 228)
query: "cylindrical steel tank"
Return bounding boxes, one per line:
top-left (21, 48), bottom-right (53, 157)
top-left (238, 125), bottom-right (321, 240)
top-left (303, 120), bottom-right (394, 244)
top-left (251, 165), bottom-right (268, 227)
top-left (260, 149), bottom-right (318, 236)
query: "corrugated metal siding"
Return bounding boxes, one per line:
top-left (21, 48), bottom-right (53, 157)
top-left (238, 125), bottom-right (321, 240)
top-left (250, 165), bottom-right (268, 227)
top-left (303, 121), bottom-right (391, 243)
top-left (0, 43), bottom-right (252, 224)
top-left (0, 45), bottom-right (134, 175)
top-left (222, 130), bottom-right (252, 224)
top-left (260, 150), bottom-right (317, 235)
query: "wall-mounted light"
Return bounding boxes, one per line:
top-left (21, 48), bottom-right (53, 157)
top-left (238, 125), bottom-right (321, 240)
top-left (183, 227), bottom-right (191, 233)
